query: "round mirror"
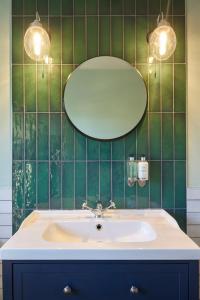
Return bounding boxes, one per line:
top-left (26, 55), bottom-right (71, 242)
top-left (64, 56), bottom-right (147, 140)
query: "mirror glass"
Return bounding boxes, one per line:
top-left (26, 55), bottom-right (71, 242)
top-left (64, 56), bottom-right (147, 140)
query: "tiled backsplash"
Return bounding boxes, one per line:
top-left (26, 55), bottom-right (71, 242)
top-left (12, 0), bottom-right (186, 232)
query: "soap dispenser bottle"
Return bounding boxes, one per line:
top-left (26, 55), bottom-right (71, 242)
top-left (138, 156), bottom-right (149, 187)
top-left (127, 156), bottom-right (138, 187)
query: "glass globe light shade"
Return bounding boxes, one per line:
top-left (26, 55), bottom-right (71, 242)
top-left (149, 20), bottom-right (176, 61)
top-left (24, 18), bottom-right (50, 62)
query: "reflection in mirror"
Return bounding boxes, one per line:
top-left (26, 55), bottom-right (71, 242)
top-left (64, 56), bottom-right (147, 140)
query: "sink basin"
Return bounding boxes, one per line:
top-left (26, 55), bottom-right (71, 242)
top-left (43, 219), bottom-right (156, 243)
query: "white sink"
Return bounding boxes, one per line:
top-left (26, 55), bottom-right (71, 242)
top-left (42, 219), bottom-right (156, 243)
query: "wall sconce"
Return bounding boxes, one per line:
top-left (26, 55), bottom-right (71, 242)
top-left (147, 12), bottom-right (176, 61)
top-left (24, 12), bottom-right (50, 62)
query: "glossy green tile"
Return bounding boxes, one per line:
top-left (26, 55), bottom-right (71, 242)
top-left (12, 0), bottom-right (23, 14)
top-left (149, 0), bottom-right (160, 15)
top-left (112, 139), bottom-right (125, 160)
top-left (99, 0), bottom-right (110, 15)
top-left (12, 17), bottom-right (23, 64)
top-left (162, 113), bottom-right (173, 160)
top-left (99, 16), bottom-right (110, 56)
top-left (49, 17), bottom-right (61, 64)
top-left (87, 139), bottom-right (99, 160)
top-left (62, 0), bottom-right (73, 15)
top-left (50, 113), bottom-right (61, 160)
top-left (124, 17), bottom-right (135, 64)
top-left (136, 17), bottom-right (148, 63)
top-left (100, 161), bottom-right (111, 205)
top-left (174, 113), bottom-right (186, 160)
top-left (62, 114), bottom-right (74, 160)
top-left (37, 0), bottom-right (49, 15)
top-left (13, 209), bottom-right (25, 234)
top-left (75, 131), bottom-right (86, 160)
top-left (13, 161), bottom-right (24, 209)
top-left (13, 66), bottom-right (23, 112)
top-left (111, 0), bottom-right (123, 15)
top-left (25, 161), bottom-right (36, 209)
top-left (149, 64), bottom-right (160, 112)
top-left (62, 65), bottom-right (73, 92)
top-left (137, 182), bottom-right (149, 208)
top-left (174, 64), bottom-right (186, 112)
top-left (150, 113), bottom-right (161, 160)
top-left (175, 209), bottom-right (186, 232)
top-left (136, 64), bottom-right (148, 87)
top-left (50, 65), bottom-right (61, 112)
top-left (62, 162), bottom-right (74, 208)
top-left (13, 113), bottom-right (24, 160)
top-left (87, 162), bottom-right (99, 206)
top-left (161, 0), bottom-right (172, 15)
top-left (50, 0), bottom-right (61, 15)
top-left (24, 65), bottom-right (36, 112)
top-left (125, 166), bottom-right (136, 208)
top-left (124, 0), bottom-right (135, 15)
top-left (86, 0), bottom-right (98, 15)
top-left (37, 162), bottom-right (49, 209)
top-left (23, 0), bottom-right (36, 15)
top-left (125, 130), bottom-right (136, 159)
top-left (75, 162), bottom-right (86, 208)
top-left (173, 0), bottom-right (185, 15)
top-left (25, 113), bottom-right (36, 160)
top-left (38, 113), bottom-right (49, 160)
top-left (137, 114), bottom-right (148, 158)
top-left (62, 17), bottom-right (73, 63)
top-left (111, 17), bottom-right (123, 58)
top-left (74, 17), bottom-right (86, 64)
top-left (174, 17), bottom-right (185, 63)
top-left (100, 142), bottom-right (111, 160)
top-left (112, 162), bottom-right (124, 208)
top-left (162, 161), bottom-right (174, 209)
top-left (87, 17), bottom-right (98, 59)
top-left (50, 162), bottom-right (61, 208)
top-left (161, 64), bottom-right (173, 112)
top-left (136, 0), bottom-right (147, 15)
top-left (175, 161), bottom-right (186, 209)
top-left (150, 161), bottom-right (161, 208)
top-left (37, 65), bottom-right (48, 112)
top-left (74, 0), bottom-right (85, 14)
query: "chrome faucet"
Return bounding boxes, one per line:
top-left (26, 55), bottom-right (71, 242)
top-left (82, 200), bottom-right (116, 218)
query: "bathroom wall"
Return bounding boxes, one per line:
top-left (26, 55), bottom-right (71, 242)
top-left (12, 0), bottom-right (186, 232)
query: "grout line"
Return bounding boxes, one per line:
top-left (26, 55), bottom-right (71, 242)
top-left (60, 0), bottom-right (63, 210)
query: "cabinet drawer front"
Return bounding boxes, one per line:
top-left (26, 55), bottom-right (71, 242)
top-left (13, 262), bottom-right (188, 300)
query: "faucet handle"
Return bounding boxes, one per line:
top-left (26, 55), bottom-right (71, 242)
top-left (82, 201), bottom-right (88, 209)
top-left (110, 200), bottom-right (116, 209)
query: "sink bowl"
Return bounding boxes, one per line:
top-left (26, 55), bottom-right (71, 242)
top-left (43, 219), bottom-right (156, 243)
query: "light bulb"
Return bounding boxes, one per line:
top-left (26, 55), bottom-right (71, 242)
top-left (24, 12), bottom-right (50, 62)
top-left (159, 31), bottom-right (167, 56)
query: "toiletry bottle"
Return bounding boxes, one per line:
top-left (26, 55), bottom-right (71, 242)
top-left (138, 156), bottom-right (148, 187)
top-left (127, 156), bottom-right (138, 187)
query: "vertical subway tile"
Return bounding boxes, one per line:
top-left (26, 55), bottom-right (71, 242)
top-left (100, 161), bottom-right (111, 205)
top-left (111, 16), bottom-right (123, 58)
top-left (174, 113), bottom-right (186, 160)
top-left (173, 0), bottom-right (185, 15)
top-left (125, 184), bottom-right (136, 208)
top-left (49, 0), bottom-right (61, 15)
top-left (149, 65), bottom-right (160, 112)
top-left (62, 114), bottom-right (74, 160)
top-left (112, 161), bottom-right (124, 208)
top-left (161, 0), bottom-right (172, 15)
top-left (75, 131), bottom-right (86, 160)
top-left (50, 162), bottom-right (61, 209)
top-left (23, 0), bottom-right (36, 15)
top-left (13, 209), bottom-right (25, 233)
top-left (12, 0), bottom-right (23, 15)
top-left (62, 162), bottom-right (74, 209)
top-left (50, 65), bottom-right (61, 111)
top-left (99, 16), bottom-right (110, 56)
top-left (112, 139), bottom-right (125, 160)
top-left (137, 114), bottom-right (148, 158)
top-left (25, 113), bottom-right (36, 160)
top-left (75, 162), bottom-right (86, 208)
top-left (62, 0), bottom-right (73, 15)
top-left (162, 161), bottom-right (174, 209)
top-left (124, 17), bottom-right (135, 64)
top-left (99, 0), bottom-right (110, 15)
top-left (123, 0), bottom-right (135, 15)
top-left (37, 65), bottom-right (49, 112)
top-left (175, 209), bottom-right (186, 232)
top-left (50, 113), bottom-right (61, 161)
top-left (13, 66), bottom-right (23, 112)
top-left (37, 0), bottom-right (49, 15)
top-left (150, 113), bottom-right (161, 160)
top-left (150, 161), bottom-right (161, 208)
top-left (100, 142), bottom-right (111, 160)
top-left (49, 17), bottom-right (61, 64)
top-left (136, 16), bottom-right (148, 63)
top-left (13, 113), bottom-right (24, 160)
top-left (24, 65), bottom-right (36, 112)
top-left (174, 16), bottom-right (185, 63)
top-left (174, 64), bottom-right (186, 112)
top-left (87, 139), bottom-right (99, 161)
top-left (87, 16), bottom-right (98, 59)
top-left (37, 162), bottom-right (49, 209)
top-left (74, 17), bottom-right (86, 64)
top-left (62, 17), bottom-right (73, 63)
top-left (87, 162), bottom-right (99, 206)
top-left (25, 161), bottom-right (36, 209)
top-left (161, 64), bottom-right (173, 112)
top-left (162, 113), bottom-right (173, 160)
top-left (175, 161), bottom-right (186, 209)
top-left (125, 130), bottom-right (136, 159)
top-left (62, 65), bottom-right (74, 94)
top-left (13, 161), bottom-right (24, 209)
top-left (86, 0), bottom-right (98, 15)
top-left (136, 0), bottom-right (148, 15)
top-left (111, 0), bottom-right (123, 15)
top-left (74, 0), bottom-right (85, 15)
top-left (38, 113), bottom-right (49, 160)
top-left (137, 64), bottom-right (148, 87)
top-left (137, 183), bottom-right (149, 208)
top-left (148, 0), bottom-right (160, 15)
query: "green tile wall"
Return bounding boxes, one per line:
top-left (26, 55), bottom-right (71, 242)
top-left (12, 0), bottom-right (186, 232)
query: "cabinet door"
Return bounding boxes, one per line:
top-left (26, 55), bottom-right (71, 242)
top-left (13, 262), bottom-right (188, 300)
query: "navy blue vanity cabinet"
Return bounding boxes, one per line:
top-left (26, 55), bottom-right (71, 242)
top-left (3, 261), bottom-right (198, 300)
